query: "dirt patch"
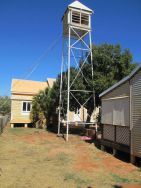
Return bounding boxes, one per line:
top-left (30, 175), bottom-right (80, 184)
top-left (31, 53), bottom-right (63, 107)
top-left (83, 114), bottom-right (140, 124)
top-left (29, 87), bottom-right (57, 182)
top-left (102, 155), bottom-right (138, 175)
top-left (9, 150), bottom-right (17, 154)
top-left (74, 154), bottom-right (99, 172)
top-left (16, 131), bottom-right (50, 144)
top-left (20, 134), bottom-right (37, 144)
top-left (94, 150), bottom-right (138, 175)
top-left (74, 144), bottom-right (99, 172)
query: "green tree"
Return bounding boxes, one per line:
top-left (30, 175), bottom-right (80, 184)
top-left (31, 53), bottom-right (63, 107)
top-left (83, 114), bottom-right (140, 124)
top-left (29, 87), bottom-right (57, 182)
top-left (30, 88), bottom-right (51, 128)
top-left (85, 43), bottom-right (136, 106)
top-left (0, 96), bottom-right (11, 115)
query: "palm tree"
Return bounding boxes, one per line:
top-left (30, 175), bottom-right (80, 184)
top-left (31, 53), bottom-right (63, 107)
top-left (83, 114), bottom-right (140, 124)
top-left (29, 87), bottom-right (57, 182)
top-left (30, 88), bottom-right (51, 129)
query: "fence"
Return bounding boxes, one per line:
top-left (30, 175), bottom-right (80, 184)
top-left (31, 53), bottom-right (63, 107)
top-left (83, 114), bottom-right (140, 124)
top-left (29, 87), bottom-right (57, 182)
top-left (0, 115), bottom-right (9, 135)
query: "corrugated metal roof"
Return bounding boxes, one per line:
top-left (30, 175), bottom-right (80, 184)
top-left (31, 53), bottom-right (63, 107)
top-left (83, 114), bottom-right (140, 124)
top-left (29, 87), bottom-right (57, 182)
top-left (68, 1), bottom-right (93, 13)
top-left (99, 64), bottom-right (141, 98)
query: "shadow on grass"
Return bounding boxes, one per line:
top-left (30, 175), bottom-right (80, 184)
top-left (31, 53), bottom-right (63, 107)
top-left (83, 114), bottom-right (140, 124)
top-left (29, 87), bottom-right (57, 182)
top-left (47, 124), bottom-right (97, 145)
top-left (47, 123), bottom-right (86, 137)
top-left (48, 124), bottom-right (85, 134)
top-left (93, 139), bottom-right (131, 164)
top-left (93, 140), bottom-right (141, 168)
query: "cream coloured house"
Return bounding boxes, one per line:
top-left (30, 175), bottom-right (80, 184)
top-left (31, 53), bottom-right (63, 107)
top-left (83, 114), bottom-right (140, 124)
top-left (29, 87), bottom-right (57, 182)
top-left (10, 78), bottom-right (55, 128)
top-left (63, 106), bottom-right (99, 125)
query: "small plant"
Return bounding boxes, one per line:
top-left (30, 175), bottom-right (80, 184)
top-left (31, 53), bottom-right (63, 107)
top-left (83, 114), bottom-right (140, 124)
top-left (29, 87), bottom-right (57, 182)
top-left (111, 173), bottom-right (130, 183)
top-left (64, 172), bottom-right (92, 186)
top-left (64, 172), bottom-right (75, 181)
top-left (138, 168), bottom-right (141, 172)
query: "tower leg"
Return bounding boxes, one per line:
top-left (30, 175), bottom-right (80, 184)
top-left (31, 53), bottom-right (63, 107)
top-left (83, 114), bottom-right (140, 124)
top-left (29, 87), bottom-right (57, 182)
top-left (66, 27), bottom-right (71, 141)
top-left (58, 37), bottom-right (64, 136)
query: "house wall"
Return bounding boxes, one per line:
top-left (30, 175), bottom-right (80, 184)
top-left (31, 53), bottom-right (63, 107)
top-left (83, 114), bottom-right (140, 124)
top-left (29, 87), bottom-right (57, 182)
top-left (101, 81), bottom-right (130, 146)
top-left (11, 94), bottom-right (33, 124)
top-left (68, 106), bottom-right (88, 122)
top-left (65, 106), bottom-right (98, 123)
top-left (131, 70), bottom-right (141, 158)
top-left (102, 82), bottom-right (130, 99)
top-left (101, 82), bottom-right (130, 126)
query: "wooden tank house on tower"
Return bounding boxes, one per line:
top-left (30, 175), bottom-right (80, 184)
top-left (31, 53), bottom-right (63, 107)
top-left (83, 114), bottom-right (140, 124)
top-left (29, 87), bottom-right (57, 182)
top-left (62, 0), bottom-right (93, 37)
top-left (100, 65), bottom-right (141, 163)
top-left (58, 1), bottom-right (95, 141)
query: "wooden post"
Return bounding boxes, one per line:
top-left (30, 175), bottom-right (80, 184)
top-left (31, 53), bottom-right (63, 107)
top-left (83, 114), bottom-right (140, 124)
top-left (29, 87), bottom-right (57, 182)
top-left (101, 124), bottom-right (104, 151)
top-left (24, 124), bottom-right (28, 128)
top-left (101, 145), bottom-right (105, 151)
top-left (130, 155), bottom-right (136, 164)
top-left (113, 148), bottom-right (117, 156)
top-left (11, 124), bottom-right (14, 128)
top-left (114, 125), bottom-right (117, 143)
top-left (101, 124), bottom-right (104, 140)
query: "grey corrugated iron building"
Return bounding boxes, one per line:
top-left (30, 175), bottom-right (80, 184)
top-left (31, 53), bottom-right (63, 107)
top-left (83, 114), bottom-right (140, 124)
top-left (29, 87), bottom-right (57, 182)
top-left (100, 64), bottom-right (141, 163)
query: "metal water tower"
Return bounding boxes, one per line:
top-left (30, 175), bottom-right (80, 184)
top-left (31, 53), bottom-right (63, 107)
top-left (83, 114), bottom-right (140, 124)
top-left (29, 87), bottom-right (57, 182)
top-left (58, 1), bottom-right (94, 141)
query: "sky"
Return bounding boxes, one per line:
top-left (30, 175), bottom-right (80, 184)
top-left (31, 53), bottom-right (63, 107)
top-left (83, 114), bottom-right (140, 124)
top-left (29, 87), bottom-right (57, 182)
top-left (0, 0), bottom-right (141, 96)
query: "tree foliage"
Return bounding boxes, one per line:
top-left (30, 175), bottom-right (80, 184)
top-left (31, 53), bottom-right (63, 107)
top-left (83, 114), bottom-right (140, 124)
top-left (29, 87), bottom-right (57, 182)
top-left (87, 44), bottom-right (136, 106)
top-left (0, 96), bottom-right (11, 115)
top-left (30, 88), bottom-right (51, 128)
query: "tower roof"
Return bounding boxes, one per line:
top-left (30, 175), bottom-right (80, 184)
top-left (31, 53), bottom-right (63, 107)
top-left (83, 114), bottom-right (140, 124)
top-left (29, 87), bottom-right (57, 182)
top-left (68, 1), bottom-right (93, 13)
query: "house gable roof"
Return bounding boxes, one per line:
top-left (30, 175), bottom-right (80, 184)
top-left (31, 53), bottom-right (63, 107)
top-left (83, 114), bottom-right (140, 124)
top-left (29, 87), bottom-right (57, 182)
top-left (11, 79), bottom-right (47, 95)
top-left (99, 64), bottom-right (141, 98)
top-left (47, 78), bottom-right (56, 88)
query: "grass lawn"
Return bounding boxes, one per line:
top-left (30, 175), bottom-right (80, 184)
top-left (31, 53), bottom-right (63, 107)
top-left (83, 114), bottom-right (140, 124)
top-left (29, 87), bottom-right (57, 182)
top-left (0, 126), bottom-right (141, 188)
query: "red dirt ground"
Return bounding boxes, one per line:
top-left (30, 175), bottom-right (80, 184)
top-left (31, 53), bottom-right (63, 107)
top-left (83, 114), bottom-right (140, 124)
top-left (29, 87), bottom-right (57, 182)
top-left (17, 131), bottom-right (139, 177)
top-left (1, 127), bottom-right (141, 188)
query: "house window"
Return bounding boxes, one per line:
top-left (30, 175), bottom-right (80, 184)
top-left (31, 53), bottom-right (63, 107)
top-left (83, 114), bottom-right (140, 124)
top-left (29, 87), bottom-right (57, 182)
top-left (22, 102), bottom-right (31, 112)
top-left (102, 97), bottom-right (129, 126)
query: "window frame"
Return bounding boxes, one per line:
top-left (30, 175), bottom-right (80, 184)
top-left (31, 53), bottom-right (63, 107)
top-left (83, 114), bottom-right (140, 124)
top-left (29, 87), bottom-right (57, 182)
top-left (22, 101), bottom-right (32, 114)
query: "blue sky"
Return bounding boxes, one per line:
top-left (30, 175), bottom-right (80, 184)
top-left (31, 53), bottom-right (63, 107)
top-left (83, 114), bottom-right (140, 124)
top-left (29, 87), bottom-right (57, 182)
top-left (0, 0), bottom-right (141, 96)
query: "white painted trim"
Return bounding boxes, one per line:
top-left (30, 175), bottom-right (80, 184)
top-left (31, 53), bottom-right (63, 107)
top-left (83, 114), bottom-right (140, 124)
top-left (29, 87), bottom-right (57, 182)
top-left (102, 96), bottom-right (129, 101)
top-left (69, 7), bottom-right (92, 15)
top-left (11, 98), bottom-right (32, 101)
top-left (22, 112), bottom-right (30, 116)
top-left (130, 79), bottom-right (133, 156)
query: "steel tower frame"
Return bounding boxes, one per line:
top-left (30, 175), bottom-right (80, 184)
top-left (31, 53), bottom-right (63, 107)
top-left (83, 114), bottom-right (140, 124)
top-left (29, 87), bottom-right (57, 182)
top-left (58, 23), bottom-right (94, 141)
